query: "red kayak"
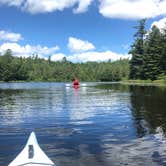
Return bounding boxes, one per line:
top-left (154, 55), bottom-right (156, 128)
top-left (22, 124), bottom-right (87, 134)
top-left (73, 79), bottom-right (80, 89)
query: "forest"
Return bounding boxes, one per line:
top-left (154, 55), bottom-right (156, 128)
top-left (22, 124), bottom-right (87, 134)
top-left (0, 19), bottom-right (165, 82)
top-left (0, 49), bottom-right (129, 82)
top-left (129, 19), bottom-right (166, 81)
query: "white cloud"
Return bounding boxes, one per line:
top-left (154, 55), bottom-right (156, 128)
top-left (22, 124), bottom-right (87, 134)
top-left (99, 0), bottom-right (166, 19)
top-left (0, 0), bottom-right (93, 14)
top-left (0, 30), bottom-right (23, 42)
top-left (0, 0), bottom-right (23, 7)
top-left (1, 0), bottom-right (166, 20)
top-left (0, 42), bottom-right (59, 58)
top-left (68, 37), bottom-right (95, 53)
top-left (0, 42), bottom-right (130, 62)
top-left (151, 17), bottom-right (166, 31)
top-left (67, 37), bottom-right (130, 62)
top-left (23, 0), bottom-right (94, 14)
top-left (67, 51), bottom-right (131, 63)
top-left (51, 53), bottom-right (65, 61)
top-left (22, 0), bottom-right (74, 14)
top-left (73, 0), bottom-right (93, 13)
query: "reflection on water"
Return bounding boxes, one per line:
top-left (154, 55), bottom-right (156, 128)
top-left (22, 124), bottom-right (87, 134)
top-left (130, 86), bottom-right (166, 136)
top-left (0, 82), bottom-right (166, 166)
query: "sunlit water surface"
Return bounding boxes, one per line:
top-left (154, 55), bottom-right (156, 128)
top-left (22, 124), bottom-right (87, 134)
top-left (0, 82), bottom-right (166, 166)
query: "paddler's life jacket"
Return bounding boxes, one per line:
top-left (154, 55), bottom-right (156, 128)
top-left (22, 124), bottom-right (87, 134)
top-left (73, 79), bottom-right (79, 86)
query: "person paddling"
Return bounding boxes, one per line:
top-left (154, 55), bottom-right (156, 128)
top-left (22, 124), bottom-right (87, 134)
top-left (73, 78), bottom-right (80, 88)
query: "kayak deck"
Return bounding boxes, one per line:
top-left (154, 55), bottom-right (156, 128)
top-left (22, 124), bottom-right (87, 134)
top-left (8, 132), bottom-right (55, 166)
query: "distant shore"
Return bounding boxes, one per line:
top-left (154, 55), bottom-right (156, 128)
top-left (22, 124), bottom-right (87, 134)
top-left (120, 79), bottom-right (166, 87)
top-left (1, 79), bottom-right (166, 87)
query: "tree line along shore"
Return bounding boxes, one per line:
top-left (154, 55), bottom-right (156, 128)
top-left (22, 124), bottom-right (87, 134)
top-left (0, 50), bottom-right (130, 82)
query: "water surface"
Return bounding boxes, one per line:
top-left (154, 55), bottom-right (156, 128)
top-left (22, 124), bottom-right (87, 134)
top-left (0, 82), bottom-right (166, 166)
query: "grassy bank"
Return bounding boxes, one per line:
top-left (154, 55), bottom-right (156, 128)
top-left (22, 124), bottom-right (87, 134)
top-left (120, 79), bottom-right (166, 86)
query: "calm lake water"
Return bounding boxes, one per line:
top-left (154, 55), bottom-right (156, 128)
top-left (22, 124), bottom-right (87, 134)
top-left (0, 82), bottom-right (166, 166)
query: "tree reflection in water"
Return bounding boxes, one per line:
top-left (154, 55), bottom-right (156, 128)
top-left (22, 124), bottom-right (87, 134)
top-left (130, 85), bottom-right (166, 137)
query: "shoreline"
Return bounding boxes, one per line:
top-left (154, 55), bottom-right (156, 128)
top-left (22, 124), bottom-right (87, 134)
top-left (119, 80), bottom-right (166, 87)
top-left (0, 80), bottom-right (166, 87)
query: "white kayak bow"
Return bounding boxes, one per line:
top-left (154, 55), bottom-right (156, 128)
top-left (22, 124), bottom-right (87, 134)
top-left (8, 132), bottom-right (55, 166)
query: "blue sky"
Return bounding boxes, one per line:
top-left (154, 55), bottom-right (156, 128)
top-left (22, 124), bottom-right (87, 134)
top-left (0, 0), bottom-right (166, 62)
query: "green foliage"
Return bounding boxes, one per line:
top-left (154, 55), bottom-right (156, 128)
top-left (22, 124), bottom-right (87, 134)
top-left (129, 19), bottom-right (147, 79)
top-left (99, 60), bottom-right (129, 81)
top-left (160, 28), bottom-right (166, 75)
top-left (157, 75), bottom-right (166, 84)
top-left (129, 19), bottom-right (166, 81)
top-left (0, 49), bottom-right (14, 81)
top-left (0, 50), bottom-right (130, 82)
top-left (143, 25), bottom-right (162, 80)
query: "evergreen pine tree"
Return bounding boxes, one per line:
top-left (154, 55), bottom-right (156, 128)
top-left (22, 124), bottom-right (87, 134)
top-left (160, 28), bottom-right (166, 76)
top-left (143, 25), bottom-right (162, 80)
top-left (129, 19), bottom-right (147, 79)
